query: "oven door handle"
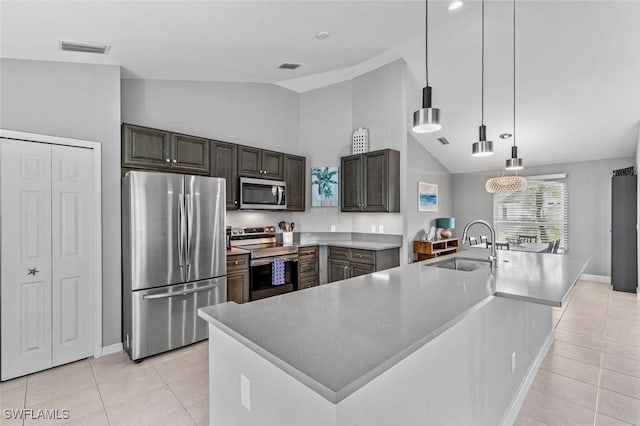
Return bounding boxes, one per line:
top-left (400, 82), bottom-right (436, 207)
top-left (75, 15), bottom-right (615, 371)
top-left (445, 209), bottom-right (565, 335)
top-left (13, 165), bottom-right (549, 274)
top-left (250, 255), bottom-right (298, 267)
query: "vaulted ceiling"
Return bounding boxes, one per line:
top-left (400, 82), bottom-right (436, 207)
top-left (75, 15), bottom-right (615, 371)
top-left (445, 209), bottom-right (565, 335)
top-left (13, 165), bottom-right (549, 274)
top-left (1, 0), bottom-right (638, 173)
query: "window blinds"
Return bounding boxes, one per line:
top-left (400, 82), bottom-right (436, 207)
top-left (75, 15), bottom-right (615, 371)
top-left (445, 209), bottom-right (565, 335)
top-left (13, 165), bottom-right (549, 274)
top-left (493, 174), bottom-right (568, 249)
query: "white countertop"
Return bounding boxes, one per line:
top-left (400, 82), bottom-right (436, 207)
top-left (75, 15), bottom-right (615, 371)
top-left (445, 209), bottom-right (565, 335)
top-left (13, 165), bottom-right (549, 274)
top-left (199, 249), bottom-right (589, 404)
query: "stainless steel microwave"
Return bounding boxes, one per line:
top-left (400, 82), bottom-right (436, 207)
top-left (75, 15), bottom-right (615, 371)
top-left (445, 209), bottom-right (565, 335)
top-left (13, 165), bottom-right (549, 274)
top-left (239, 177), bottom-right (287, 210)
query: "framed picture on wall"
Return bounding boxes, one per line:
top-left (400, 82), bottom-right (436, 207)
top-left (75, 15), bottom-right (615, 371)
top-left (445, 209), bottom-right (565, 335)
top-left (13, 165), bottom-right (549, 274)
top-left (418, 182), bottom-right (438, 212)
top-left (311, 167), bottom-right (339, 207)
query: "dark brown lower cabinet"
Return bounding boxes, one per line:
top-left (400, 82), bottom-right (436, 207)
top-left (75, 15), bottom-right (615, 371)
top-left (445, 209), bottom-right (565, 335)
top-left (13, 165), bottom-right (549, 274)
top-left (298, 246), bottom-right (319, 289)
top-left (328, 258), bottom-right (350, 283)
top-left (327, 246), bottom-right (399, 283)
top-left (227, 254), bottom-right (250, 304)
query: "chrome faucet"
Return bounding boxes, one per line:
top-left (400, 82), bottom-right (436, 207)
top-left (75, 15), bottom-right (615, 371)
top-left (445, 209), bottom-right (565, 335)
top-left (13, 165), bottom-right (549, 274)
top-left (461, 219), bottom-right (497, 270)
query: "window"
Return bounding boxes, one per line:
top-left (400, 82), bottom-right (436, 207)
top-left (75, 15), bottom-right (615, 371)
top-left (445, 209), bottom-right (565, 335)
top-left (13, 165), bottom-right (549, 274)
top-left (493, 174), bottom-right (568, 249)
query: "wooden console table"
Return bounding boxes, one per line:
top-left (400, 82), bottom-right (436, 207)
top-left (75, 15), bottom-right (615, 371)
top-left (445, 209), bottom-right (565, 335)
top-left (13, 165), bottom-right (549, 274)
top-left (413, 238), bottom-right (460, 261)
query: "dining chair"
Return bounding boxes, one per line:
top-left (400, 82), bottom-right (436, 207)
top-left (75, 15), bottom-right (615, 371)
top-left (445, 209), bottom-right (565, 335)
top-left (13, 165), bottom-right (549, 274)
top-left (546, 241), bottom-right (554, 253)
top-left (479, 235), bottom-right (488, 244)
top-left (468, 236), bottom-right (478, 245)
top-left (495, 242), bottom-right (510, 250)
top-left (518, 235), bottom-right (537, 243)
top-left (552, 240), bottom-right (560, 254)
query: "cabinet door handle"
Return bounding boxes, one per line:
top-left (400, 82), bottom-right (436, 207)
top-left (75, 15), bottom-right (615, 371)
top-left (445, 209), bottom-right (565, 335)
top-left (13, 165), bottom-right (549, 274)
top-left (166, 158), bottom-right (171, 163)
top-left (234, 200), bottom-right (238, 205)
top-left (173, 159), bottom-right (177, 163)
top-left (27, 267), bottom-right (39, 276)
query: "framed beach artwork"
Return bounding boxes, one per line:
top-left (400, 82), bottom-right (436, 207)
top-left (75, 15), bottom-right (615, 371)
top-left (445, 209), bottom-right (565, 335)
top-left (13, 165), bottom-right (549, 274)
top-left (311, 167), bottom-right (339, 207)
top-left (418, 182), bottom-right (438, 212)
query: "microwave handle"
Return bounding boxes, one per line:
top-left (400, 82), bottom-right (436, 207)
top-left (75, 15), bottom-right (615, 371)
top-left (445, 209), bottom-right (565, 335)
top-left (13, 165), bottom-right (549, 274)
top-left (277, 186), bottom-right (285, 205)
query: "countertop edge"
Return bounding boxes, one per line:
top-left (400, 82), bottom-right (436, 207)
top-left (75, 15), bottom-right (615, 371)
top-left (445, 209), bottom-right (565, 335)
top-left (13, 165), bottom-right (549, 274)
top-left (199, 294), bottom-right (497, 404)
top-left (198, 307), bottom-right (340, 404)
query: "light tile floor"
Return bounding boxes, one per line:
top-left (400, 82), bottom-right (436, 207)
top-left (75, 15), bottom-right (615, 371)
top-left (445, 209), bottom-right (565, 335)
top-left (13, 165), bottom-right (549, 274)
top-left (0, 280), bottom-right (638, 426)
top-left (0, 340), bottom-right (209, 426)
top-left (517, 280), bottom-right (640, 426)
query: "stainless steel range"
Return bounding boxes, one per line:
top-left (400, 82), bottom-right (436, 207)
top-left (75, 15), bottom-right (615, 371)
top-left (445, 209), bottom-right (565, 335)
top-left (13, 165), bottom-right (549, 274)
top-left (230, 226), bottom-right (298, 300)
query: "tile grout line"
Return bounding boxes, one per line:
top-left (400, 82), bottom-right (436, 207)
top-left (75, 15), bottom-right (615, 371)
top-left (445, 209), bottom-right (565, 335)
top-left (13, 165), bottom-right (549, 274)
top-left (88, 359), bottom-right (112, 426)
top-left (21, 377), bottom-right (28, 426)
top-left (150, 361), bottom-right (198, 425)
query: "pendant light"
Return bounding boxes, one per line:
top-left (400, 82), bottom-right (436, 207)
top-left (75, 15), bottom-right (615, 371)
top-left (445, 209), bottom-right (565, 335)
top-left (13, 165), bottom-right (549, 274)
top-left (472, 0), bottom-right (494, 157)
top-left (412, 0), bottom-right (441, 133)
top-left (505, 0), bottom-right (523, 171)
top-left (485, 0), bottom-right (527, 193)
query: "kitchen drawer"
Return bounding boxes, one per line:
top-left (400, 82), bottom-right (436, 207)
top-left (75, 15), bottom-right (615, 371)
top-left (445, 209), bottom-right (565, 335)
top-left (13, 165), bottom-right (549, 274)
top-left (298, 246), bottom-right (319, 259)
top-left (227, 254), bottom-right (249, 273)
top-left (328, 246), bottom-right (349, 260)
top-left (350, 249), bottom-right (375, 265)
top-left (298, 260), bottom-right (318, 275)
top-left (298, 277), bottom-right (319, 290)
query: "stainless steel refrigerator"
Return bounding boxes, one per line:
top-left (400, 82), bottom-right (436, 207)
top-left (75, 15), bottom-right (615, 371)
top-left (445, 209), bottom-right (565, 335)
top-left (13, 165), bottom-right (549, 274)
top-left (122, 171), bottom-right (227, 360)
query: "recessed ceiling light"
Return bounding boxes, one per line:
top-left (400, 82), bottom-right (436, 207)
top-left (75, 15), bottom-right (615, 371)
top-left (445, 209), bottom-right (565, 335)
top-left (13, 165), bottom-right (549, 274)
top-left (499, 133), bottom-right (513, 139)
top-left (448, 1), bottom-right (463, 11)
top-left (315, 31), bottom-right (331, 40)
top-left (59, 40), bottom-right (110, 54)
top-left (278, 63), bottom-right (302, 70)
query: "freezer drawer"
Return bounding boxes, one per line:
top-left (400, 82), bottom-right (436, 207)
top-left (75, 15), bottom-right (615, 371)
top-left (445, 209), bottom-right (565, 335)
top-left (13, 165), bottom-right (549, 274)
top-left (125, 277), bottom-right (226, 360)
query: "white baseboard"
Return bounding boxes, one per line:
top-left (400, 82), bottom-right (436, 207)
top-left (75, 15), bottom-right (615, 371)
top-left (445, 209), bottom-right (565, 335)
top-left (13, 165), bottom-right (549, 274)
top-left (500, 329), bottom-right (555, 426)
top-left (580, 274), bottom-right (611, 284)
top-left (100, 343), bottom-right (123, 357)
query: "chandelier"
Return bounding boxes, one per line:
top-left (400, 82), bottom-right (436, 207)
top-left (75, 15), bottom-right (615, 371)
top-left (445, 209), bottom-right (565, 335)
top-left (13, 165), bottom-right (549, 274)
top-left (485, 175), bottom-right (527, 193)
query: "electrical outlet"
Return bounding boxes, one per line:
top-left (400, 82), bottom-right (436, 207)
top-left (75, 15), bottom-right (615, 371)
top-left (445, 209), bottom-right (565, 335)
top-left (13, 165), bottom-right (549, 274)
top-left (371, 225), bottom-right (377, 233)
top-left (511, 352), bottom-right (516, 373)
top-left (240, 374), bottom-right (251, 412)
top-left (378, 225), bottom-right (384, 233)
top-left (330, 225), bottom-right (336, 232)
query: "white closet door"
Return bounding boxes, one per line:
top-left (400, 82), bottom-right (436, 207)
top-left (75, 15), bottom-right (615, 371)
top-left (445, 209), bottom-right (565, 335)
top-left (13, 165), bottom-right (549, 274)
top-left (1, 139), bottom-right (53, 380)
top-left (51, 145), bottom-right (94, 365)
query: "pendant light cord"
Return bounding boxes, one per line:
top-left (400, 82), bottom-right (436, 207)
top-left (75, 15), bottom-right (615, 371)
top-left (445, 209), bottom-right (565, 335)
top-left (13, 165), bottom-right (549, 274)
top-left (425, 0), bottom-right (429, 86)
top-left (481, 0), bottom-right (485, 125)
top-left (513, 0), bottom-right (516, 147)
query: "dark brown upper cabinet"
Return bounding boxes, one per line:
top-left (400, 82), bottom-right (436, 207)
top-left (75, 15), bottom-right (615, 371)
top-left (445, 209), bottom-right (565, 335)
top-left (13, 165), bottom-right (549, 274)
top-left (122, 124), bottom-right (209, 174)
top-left (122, 124), bottom-right (171, 170)
top-left (210, 140), bottom-right (239, 209)
top-left (340, 149), bottom-right (400, 213)
top-left (238, 146), bottom-right (284, 180)
top-left (170, 133), bottom-right (210, 174)
top-left (284, 154), bottom-right (306, 211)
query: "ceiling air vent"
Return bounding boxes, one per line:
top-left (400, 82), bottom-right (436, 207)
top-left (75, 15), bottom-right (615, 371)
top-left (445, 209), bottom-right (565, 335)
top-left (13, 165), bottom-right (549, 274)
top-left (59, 40), bottom-right (111, 54)
top-left (278, 63), bottom-right (302, 70)
top-left (438, 137), bottom-right (450, 145)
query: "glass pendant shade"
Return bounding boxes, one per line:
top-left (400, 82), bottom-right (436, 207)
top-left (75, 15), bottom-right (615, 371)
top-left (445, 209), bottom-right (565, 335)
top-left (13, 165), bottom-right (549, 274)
top-left (413, 86), bottom-right (441, 133)
top-left (485, 175), bottom-right (527, 193)
top-left (471, 125), bottom-right (494, 157)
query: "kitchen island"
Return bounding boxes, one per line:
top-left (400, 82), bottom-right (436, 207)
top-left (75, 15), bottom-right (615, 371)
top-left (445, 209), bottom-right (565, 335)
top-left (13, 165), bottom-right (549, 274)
top-left (198, 249), bottom-right (589, 426)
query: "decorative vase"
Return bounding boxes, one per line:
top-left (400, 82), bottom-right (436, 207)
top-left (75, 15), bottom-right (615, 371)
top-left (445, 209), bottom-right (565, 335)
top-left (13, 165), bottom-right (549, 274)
top-left (440, 229), bottom-right (452, 239)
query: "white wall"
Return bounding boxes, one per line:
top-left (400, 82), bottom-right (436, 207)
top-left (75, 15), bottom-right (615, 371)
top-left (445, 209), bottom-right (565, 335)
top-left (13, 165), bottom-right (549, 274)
top-left (121, 78), bottom-right (300, 228)
top-left (293, 60), bottom-right (408, 245)
top-left (0, 58), bottom-right (122, 346)
top-left (452, 157), bottom-right (635, 276)
top-left (405, 135), bottom-right (453, 261)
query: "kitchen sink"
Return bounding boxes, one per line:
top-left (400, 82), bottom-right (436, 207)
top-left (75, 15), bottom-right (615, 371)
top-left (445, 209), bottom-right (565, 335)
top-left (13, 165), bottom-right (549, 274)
top-left (427, 257), bottom-right (490, 272)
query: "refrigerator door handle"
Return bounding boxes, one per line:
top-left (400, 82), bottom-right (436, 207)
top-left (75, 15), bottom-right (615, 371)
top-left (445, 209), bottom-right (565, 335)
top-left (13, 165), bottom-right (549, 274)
top-left (178, 193), bottom-right (187, 269)
top-left (142, 282), bottom-right (223, 300)
top-left (185, 193), bottom-right (194, 264)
